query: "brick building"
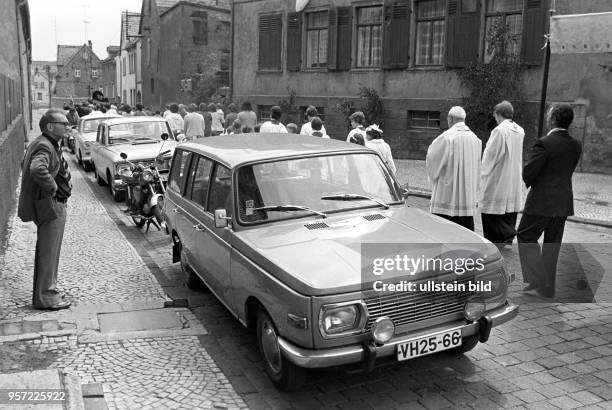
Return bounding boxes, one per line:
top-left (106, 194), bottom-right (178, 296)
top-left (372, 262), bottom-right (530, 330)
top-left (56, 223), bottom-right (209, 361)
top-left (139, 0), bottom-right (231, 109)
top-left (0, 0), bottom-right (31, 251)
top-left (232, 0), bottom-right (612, 173)
top-left (100, 46), bottom-right (120, 103)
top-left (53, 42), bottom-right (102, 105)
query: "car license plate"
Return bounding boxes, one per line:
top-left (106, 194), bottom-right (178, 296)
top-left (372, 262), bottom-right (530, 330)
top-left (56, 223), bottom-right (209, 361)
top-left (397, 330), bottom-right (462, 361)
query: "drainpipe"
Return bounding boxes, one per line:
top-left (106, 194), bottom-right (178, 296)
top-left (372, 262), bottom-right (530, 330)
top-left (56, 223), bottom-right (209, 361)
top-left (229, 0), bottom-right (235, 101)
top-left (536, 0), bottom-right (556, 139)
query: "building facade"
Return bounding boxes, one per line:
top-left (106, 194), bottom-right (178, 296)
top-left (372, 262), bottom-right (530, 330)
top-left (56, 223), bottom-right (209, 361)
top-left (117, 11), bottom-right (142, 107)
top-left (139, 0), bottom-right (231, 109)
top-left (0, 0), bottom-right (31, 251)
top-left (53, 42), bottom-right (102, 105)
top-left (232, 0), bottom-right (612, 173)
top-left (31, 61), bottom-right (57, 108)
top-left (100, 46), bottom-right (120, 103)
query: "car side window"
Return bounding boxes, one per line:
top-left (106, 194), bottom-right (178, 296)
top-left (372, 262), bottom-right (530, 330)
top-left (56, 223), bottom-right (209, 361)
top-left (186, 155), bottom-right (213, 207)
top-left (168, 150), bottom-right (191, 194)
top-left (207, 164), bottom-right (232, 213)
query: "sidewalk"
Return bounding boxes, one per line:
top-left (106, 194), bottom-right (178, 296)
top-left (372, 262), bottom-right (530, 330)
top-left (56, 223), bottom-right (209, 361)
top-left (395, 159), bottom-right (612, 225)
top-left (0, 111), bottom-right (246, 409)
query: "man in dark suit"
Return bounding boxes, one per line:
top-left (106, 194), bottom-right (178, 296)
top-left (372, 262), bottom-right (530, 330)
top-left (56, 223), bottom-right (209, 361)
top-left (518, 104), bottom-right (582, 298)
top-left (18, 109), bottom-right (73, 310)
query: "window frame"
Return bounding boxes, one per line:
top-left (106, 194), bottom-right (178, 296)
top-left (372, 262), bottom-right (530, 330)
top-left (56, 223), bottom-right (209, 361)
top-left (483, 0), bottom-right (524, 62)
top-left (354, 5), bottom-right (384, 68)
top-left (304, 10), bottom-right (329, 69)
top-left (206, 163), bottom-right (232, 214)
top-left (407, 110), bottom-right (441, 130)
top-left (168, 149), bottom-right (192, 195)
top-left (74, 69), bottom-right (81, 78)
top-left (414, 0), bottom-right (446, 67)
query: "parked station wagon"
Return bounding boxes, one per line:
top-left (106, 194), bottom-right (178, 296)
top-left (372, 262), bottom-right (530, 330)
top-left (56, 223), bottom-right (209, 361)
top-left (164, 134), bottom-right (518, 390)
top-left (90, 117), bottom-right (177, 201)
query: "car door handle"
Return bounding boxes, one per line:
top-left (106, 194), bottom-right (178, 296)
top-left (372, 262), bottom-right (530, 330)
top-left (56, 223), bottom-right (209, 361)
top-left (172, 208), bottom-right (182, 214)
top-left (193, 224), bottom-right (206, 232)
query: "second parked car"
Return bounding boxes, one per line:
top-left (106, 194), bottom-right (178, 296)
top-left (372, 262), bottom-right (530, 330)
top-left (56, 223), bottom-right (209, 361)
top-left (73, 112), bottom-right (120, 171)
top-left (90, 117), bottom-right (177, 201)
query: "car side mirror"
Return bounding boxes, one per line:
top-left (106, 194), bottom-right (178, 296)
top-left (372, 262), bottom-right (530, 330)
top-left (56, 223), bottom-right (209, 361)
top-left (214, 209), bottom-right (232, 228)
top-left (161, 133), bottom-right (169, 141)
top-left (120, 152), bottom-right (128, 160)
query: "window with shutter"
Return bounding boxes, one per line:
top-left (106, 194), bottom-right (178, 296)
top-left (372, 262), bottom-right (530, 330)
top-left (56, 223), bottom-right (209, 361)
top-left (305, 11), bottom-right (328, 68)
top-left (445, 0), bottom-right (481, 68)
top-left (484, 0), bottom-right (524, 63)
top-left (356, 6), bottom-right (382, 68)
top-left (521, 0), bottom-right (545, 65)
top-left (415, 0), bottom-right (445, 66)
top-left (259, 14), bottom-right (283, 71)
top-left (327, 9), bottom-right (338, 70)
top-left (287, 12), bottom-right (303, 71)
top-left (383, 1), bottom-right (410, 69)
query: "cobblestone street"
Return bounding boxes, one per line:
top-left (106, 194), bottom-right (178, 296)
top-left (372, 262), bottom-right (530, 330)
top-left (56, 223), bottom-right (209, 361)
top-left (0, 112), bottom-right (611, 408)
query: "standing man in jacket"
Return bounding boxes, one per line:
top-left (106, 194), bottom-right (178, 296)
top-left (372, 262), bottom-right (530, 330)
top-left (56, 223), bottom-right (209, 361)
top-left (518, 103), bottom-right (582, 298)
top-left (480, 101), bottom-right (525, 246)
top-left (426, 106), bottom-right (481, 230)
top-left (18, 109), bottom-right (73, 310)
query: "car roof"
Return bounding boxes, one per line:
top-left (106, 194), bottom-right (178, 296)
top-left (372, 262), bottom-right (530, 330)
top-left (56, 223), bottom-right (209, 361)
top-left (103, 116), bottom-right (169, 125)
top-left (178, 133), bottom-right (373, 168)
top-left (80, 113), bottom-right (121, 120)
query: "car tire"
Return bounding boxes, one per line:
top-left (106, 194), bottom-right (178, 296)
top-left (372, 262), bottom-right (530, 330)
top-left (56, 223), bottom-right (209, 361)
top-left (447, 335), bottom-right (479, 355)
top-left (257, 309), bottom-right (306, 391)
top-left (95, 166), bottom-right (106, 186)
top-left (179, 243), bottom-right (204, 290)
top-left (108, 171), bottom-right (125, 202)
top-left (77, 150), bottom-right (83, 166)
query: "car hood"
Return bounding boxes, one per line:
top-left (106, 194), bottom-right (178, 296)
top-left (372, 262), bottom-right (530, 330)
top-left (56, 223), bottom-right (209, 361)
top-left (108, 141), bottom-right (177, 161)
top-left (234, 205), bottom-right (501, 296)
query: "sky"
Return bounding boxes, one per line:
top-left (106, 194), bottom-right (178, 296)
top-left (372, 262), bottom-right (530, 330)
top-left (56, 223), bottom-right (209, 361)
top-left (29, 0), bottom-right (143, 61)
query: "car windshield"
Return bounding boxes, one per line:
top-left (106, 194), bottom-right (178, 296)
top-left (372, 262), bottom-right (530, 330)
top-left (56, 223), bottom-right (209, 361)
top-left (108, 121), bottom-right (174, 144)
top-left (236, 153), bottom-right (401, 224)
top-left (82, 118), bottom-right (114, 133)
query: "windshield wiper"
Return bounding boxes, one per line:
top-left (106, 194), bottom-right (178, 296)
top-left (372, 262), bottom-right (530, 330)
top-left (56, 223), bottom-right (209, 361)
top-left (321, 193), bottom-right (390, 209)
top-left (252, 205), bottom-right (327, 218)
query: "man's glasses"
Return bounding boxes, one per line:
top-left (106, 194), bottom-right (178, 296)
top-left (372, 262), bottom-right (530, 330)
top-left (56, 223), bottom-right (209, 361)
top-left (51, 121), bottom-right (70, 127)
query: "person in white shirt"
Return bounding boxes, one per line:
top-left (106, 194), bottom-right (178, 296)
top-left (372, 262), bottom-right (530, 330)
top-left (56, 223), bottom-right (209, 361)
top-left (365, 124), bottom-right (396, 174)
top-left (183, 103), bottom-right (205, 140)
top-left (259, 106), bottom-right (288, 133)
top-left (300, 106), bottom-right (327, 136)
top-left (165, 103), bottom-right (184, 136)
top-left (210, 103), bottom-right (225, 135)
top-left (480, 100), bottom-right (525, 246)
top-left (426, 106), bottom-right (481, 231)
top-left (310, 117), bottom-right (330, 139)
top-left (346, 111), bottom-right (367, 142)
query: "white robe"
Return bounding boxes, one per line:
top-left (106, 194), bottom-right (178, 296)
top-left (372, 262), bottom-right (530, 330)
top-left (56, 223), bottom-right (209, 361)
top-left (480, 119), bottom-right (524, 214)
top-left (426, 122), bottom-right (481, 216)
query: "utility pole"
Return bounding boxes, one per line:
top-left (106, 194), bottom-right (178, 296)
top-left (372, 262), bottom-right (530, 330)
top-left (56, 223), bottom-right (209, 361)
top-left (45, 64), bottom-right (52, 108)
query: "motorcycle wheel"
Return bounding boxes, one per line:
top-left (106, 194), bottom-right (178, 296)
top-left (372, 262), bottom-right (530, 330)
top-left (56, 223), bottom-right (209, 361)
top-left (131, 215), bottom-right (146, 228)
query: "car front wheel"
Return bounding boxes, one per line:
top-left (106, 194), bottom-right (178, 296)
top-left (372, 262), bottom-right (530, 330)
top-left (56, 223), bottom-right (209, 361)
top-left (257, 309), bottom-right (306, 391)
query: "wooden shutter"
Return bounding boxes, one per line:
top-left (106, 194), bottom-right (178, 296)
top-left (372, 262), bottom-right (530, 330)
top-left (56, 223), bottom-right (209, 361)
top-left (327, 9), bottom-right (338, 70)
top-left (445, 0), bottom-right (480, 68)
top-left (286, 12), bottom-right (302, 71)
top-left (259, 14), bottom-right (283, 70)
top-left (383, 1), bottom-right (410, 69)
top-left (521, 0), bottom-right (546, 65)
top-left (336, 7), bottom-right (352, 71)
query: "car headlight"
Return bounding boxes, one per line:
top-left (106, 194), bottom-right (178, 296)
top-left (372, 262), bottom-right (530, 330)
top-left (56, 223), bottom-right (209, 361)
top-left (142, 169), bottom-right (154, 182)
top-left (475, 269), bottom-right (506, 300)
top-left (116, 163), bottom-right (132, 177)
top-left (371, 317), bottom-right (395, 344)
top-left (464, 298), bottom-right (486, 321)
top-left (84, 141), bottom-right (91, 148)
top-left (319, 302), bottom-right (365, 338)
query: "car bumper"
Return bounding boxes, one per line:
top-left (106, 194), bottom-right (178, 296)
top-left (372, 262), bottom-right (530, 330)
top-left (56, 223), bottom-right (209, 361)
top-left (278, 302), bottom-right (518, 369)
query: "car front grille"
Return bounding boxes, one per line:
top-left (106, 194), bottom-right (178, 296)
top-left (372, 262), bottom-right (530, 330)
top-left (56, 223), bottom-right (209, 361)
top-left (363, 275), bottom-right (475, 331)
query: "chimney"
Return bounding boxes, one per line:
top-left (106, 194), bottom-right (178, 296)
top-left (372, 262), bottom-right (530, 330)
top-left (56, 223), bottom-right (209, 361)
top-left (88, 40), bottom-right (92, 49)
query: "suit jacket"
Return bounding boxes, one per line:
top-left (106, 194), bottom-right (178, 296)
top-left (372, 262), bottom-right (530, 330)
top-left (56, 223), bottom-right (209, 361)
top-left (18, 134), bottom-right (61, 223)
top-left (522, 129), bottom-right (582, 217)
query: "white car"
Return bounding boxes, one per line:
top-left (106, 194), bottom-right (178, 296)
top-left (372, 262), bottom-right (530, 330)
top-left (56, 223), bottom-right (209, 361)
top-left (74, 113), bottom-right (120, 171)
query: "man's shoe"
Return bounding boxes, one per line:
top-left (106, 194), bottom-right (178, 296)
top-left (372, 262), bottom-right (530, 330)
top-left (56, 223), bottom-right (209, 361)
top-left (34, 300), bottom-right (72, 311)
top-left (523, 283), bottom-right (538, 292)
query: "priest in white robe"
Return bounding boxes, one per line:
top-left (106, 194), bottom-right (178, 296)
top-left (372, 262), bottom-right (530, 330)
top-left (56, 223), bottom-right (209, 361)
top-left (426, 106), bottom-right (481, 231)
top-left (480, 101), bottom-right (525, 246)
